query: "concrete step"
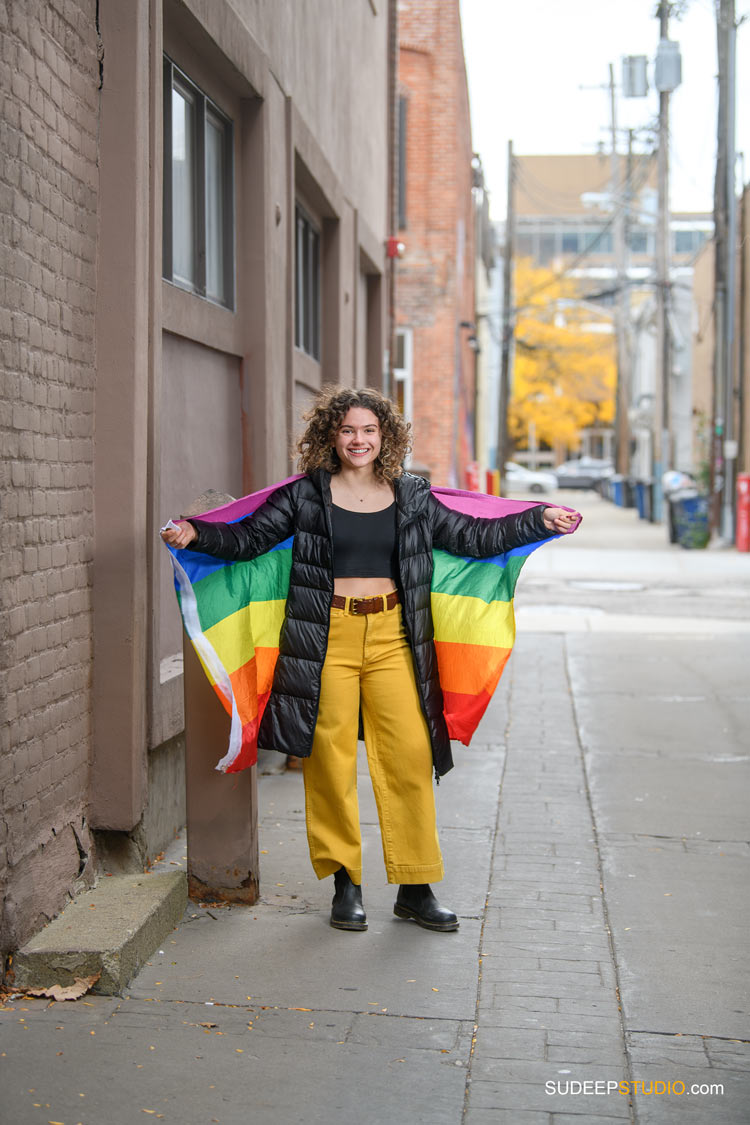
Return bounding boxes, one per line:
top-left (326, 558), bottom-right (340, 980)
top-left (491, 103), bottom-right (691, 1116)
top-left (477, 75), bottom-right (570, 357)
top-left (12, 871), bottom-right (187, 996)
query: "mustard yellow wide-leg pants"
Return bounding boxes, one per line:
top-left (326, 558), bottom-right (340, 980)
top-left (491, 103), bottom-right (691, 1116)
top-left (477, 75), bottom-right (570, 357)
top-left (302, 600), bottom-right (444, 886)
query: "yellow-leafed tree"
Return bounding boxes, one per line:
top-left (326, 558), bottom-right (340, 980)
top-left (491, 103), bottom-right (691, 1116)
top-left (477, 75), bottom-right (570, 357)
top-left (509, 259), bottom-right (616, 453)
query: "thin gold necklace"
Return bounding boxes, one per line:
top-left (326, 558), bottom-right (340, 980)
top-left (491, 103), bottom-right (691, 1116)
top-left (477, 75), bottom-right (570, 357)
top-left (339, 474), bottom-right (376, 503)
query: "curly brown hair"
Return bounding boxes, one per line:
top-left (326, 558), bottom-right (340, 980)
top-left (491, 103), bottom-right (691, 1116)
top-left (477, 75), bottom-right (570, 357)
top-left (296, 385), bottom-right (411, 482)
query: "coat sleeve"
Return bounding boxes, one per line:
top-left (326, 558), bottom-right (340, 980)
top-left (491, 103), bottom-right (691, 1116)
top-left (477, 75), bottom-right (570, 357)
top-left (427, 493), bottom-right (553, 557)
top-left (187, 484), bottom-right (296, 562)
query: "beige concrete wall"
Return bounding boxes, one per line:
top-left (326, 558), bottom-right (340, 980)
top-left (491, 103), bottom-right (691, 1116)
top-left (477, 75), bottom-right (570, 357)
top-left (515, 153), bottom-right (657, 218)
top-left (229, 0), bottom-right (388, 242)
top-left (158, 333), bottom-right (243, 664)
top-left (0, 0), bottom-right (100, 959)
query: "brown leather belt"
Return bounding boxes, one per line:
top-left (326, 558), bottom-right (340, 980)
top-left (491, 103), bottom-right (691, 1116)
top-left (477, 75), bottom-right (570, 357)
top-left (331, 590), bottom-right (400, 615)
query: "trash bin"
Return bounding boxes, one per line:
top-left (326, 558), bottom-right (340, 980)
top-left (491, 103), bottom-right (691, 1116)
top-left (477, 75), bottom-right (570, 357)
top-left (670, 494), bottom-right (710, 549)
top-left (635, 479), bottom-right (652, 520)
top-left (623, 477), bottom-right (636, 508)
top-left (611, 474), bottom-right (625, 506)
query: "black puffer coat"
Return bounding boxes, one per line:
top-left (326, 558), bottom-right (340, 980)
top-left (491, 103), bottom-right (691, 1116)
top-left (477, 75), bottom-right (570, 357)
top-left (189, 469), bottom-right (551, 777)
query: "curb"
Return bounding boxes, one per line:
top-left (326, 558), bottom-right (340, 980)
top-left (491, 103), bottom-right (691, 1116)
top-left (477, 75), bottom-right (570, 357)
top-left (12, 871), bottom-right (187, 996)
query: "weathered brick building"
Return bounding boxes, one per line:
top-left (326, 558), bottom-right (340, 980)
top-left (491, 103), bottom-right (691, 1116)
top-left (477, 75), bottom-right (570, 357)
top-left (394, 0), bottom-right (475, 487)
top-left (1, 0), bottom-right (390, 968)
top-left (1, 0), bottom-right (100, 964)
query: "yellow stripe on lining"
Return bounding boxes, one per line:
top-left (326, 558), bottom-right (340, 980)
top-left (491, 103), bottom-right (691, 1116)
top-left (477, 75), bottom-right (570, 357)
top-left (431, 591), bottom-right (516, 649)
top-left (203, 600), bottom-right (286, 677)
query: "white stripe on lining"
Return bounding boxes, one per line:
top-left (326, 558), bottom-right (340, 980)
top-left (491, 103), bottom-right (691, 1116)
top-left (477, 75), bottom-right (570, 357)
top-left (169, 551), bottom-right (243, 773)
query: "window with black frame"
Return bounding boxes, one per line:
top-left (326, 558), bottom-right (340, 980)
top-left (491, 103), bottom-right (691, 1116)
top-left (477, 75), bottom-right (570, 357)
top-left (163, 56), bottom-right (234, 309)
top-left (295, 205), bottom-right (321, 361)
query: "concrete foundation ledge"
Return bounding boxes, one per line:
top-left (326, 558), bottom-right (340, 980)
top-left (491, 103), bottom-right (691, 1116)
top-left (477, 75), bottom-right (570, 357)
top-left (12, 872), bottom-right (188, 996)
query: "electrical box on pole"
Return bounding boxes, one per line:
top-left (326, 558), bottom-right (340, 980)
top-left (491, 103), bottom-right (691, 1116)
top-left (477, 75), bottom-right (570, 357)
top-left (655, 39), bottom-right (682, 92)
top-left (622, 55), bottom-right (649, 98)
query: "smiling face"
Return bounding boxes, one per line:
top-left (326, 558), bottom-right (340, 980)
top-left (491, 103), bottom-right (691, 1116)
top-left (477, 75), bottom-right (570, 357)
top-left (333, 407), bottom-right (382, 471)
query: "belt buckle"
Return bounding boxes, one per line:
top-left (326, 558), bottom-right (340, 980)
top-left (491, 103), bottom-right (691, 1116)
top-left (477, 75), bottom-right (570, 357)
top-left (351, 597), bottom-right (365, 615)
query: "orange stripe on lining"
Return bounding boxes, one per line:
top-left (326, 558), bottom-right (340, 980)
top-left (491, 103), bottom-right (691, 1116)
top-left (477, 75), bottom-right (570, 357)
top-left (254, 646), bottom-right (280, 695)
top-left (434, 641), bottom-right (512, 695)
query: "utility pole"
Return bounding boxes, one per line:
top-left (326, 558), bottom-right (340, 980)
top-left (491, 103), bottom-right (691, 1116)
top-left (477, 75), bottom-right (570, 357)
top-left (497, 140), bottom-right (514, 487)
top-left (653, 1), bottom-right (676, 522)
top-left (385, 0), bottom-right (399, 400)
top-left (609, 64), bottom-right (629, 477)
top-left (621, 129), bottom-right (636, 475)
top-left (713, 0), bottom-right (738, 541)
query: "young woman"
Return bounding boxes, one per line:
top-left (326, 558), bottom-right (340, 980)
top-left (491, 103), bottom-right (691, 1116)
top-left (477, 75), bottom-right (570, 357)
top-left (161, 387), bottom-right (577, 933)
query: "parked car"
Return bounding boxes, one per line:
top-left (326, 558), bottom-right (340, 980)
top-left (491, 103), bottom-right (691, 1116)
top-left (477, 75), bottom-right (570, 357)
top-left (554, 457), bottom-right (614, 490)
top-left (503, 461), bottom-right (558, 494)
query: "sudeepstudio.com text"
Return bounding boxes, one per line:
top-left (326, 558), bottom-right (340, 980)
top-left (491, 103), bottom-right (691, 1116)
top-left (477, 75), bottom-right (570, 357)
top-left (546, 1079), bottom-right (724, 1097)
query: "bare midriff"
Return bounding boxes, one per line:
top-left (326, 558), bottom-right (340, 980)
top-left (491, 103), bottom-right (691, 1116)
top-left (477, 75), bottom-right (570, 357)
top-left (333, 577), bottom-right (397, 597)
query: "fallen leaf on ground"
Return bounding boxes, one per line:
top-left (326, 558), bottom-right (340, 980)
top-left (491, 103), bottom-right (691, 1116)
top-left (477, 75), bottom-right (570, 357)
top-left (26, 974), bottom-right (101, 1002)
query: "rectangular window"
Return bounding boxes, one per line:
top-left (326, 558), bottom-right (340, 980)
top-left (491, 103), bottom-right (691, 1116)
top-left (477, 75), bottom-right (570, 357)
top-left (163, 56), bottom-right (234, 308)
top-left (397, 96), bottom-right (408, 230)
top-left (539, 233), bottom-right (556, 263)
top-left (171, 83), bottom-right (196, 287)
top-left (561, 231), bottom-right (580, 254)
top-left (674, 229), bottom-right (705, 255)
top-left (295, 205), bottom-right (321, 361)
top-left (628, 230), bottom-right (649, 254)
top-left (393, 328), bottom-right (413, 446)
top-left (583, 229), bottom-right (613, 255)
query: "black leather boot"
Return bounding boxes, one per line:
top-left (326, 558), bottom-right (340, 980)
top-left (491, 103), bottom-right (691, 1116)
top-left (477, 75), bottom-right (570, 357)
top-left (393, 884), bottom-right (459, 931)
top-left (330, 867), bottom-right (367, 931)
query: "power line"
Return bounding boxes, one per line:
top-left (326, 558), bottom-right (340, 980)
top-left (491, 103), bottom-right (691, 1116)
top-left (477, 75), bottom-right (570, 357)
top-left (510, 153), bottom-right (657, 312)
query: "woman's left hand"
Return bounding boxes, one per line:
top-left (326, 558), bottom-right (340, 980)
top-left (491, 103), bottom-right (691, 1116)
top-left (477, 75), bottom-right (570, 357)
top-left (541, 506), bottom-right (580, 534)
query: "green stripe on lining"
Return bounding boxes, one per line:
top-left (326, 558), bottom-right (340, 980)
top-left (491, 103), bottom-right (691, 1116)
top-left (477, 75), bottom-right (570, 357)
top-left (431, 549), bottom-right (526, 604)
top-left (191, 549), bottom-right (293, 633)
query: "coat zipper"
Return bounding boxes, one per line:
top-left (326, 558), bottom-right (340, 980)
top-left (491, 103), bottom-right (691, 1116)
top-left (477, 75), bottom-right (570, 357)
top-left (306, 472), bottom-right (336, 756)
top-left (395, 480), bottom-right (442, 784)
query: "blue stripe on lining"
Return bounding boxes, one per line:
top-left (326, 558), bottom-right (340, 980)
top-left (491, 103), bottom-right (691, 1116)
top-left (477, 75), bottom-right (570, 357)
top-left (455, 533), bottom-right (559, 568)
top-left (169, 535), bottom-right (294, 588)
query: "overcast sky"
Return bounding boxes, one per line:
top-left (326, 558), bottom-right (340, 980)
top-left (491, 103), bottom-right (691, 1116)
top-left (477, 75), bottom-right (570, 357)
top-left (460, 0), bottom-right (750, 218)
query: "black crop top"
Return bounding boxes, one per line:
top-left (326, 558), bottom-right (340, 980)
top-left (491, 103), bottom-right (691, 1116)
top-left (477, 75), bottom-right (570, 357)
top-left (331, 502), bottom-right (398, 580)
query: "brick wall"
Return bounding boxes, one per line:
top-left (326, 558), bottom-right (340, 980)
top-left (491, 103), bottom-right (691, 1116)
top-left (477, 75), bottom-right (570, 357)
top-left (396, 0), bottom-right (475, 487)
top-left (0, 0), bottom-right (99, 962)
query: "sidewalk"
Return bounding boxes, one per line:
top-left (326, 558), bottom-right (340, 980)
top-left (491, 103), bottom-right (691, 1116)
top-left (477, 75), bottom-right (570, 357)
top-left (2, 495), bottom-right (748, 1124)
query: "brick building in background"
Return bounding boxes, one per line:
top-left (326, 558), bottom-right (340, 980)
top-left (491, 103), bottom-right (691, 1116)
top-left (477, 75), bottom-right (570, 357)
top-left (1, 0), bottom-right (390, 969)
top-left (394, 0), bottom-right (475, 487)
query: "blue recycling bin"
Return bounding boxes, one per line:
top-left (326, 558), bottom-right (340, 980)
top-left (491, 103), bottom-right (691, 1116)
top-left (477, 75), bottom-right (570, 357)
top-left (624, 477), bottom-right (636, 507)
top-left (635, 479), bottom-right (653, 521)
top-left (670, 494), bottom-right (710, 549)
top-left (611, 475), bottom-right (625, 506)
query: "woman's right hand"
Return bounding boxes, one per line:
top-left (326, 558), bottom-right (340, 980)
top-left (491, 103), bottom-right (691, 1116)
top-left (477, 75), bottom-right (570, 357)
top-left (160, 520), bottom-right (197, 549)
